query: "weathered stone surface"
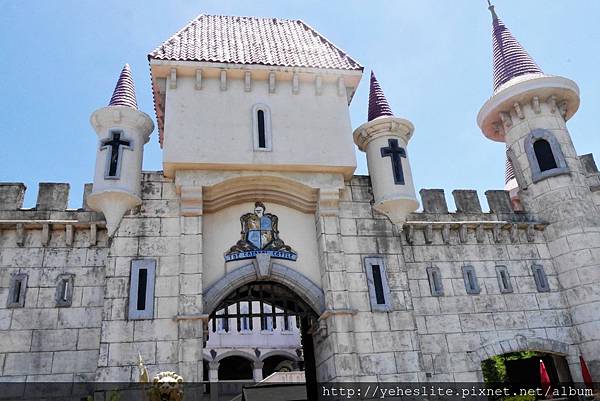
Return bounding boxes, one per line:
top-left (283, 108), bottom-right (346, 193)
top-left (452, 190), bottom-right (482, 213)
top-left (419, 189), bottom-right (448, 213)
top-left (31, 329), bottom-right (77, 352)
top-left (36, 183), bottom-right (70, 211)
top-left (485, 190), bottom-right (513, 213)
top-left (0, 183), bottom-right (26, 210)
top-left (4, 352), bottom-right (53, 375)
top-left (51, 350), bottom-right (98, 373)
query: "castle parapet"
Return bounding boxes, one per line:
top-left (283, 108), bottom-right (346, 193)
top-left (0, 183), bottom-right (26, 210)
top-left (452, 189), bottom-right (481, 213)
top-left (36, 183), bottom-right (70, 211)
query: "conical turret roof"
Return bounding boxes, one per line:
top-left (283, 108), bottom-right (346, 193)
top-left (490, 4), bottom-right (543, 91)
top-left (367, 71), bottom-right (394, 121)
top-left (108, 64), bottom-right (138, 109)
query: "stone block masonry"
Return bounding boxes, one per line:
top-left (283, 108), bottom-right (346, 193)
top-left (0, 172), bottom-right (597, 383)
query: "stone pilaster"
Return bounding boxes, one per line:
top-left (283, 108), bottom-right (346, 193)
top-left (176, 185), bottom-right (205, 381)
top-left (313, 187), bottom-right (359, 381)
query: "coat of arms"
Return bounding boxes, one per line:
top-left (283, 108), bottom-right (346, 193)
top-left (225, 202), bottom-right (297, 262)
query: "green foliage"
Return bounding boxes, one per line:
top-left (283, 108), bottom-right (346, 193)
top-left (107, 390), bottom-right (121, 401)
top-left (481, 351), bottom-right (543, 401)
top-left (501, 395), bottom-right (536, 401)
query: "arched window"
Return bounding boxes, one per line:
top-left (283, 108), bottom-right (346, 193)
top-left (257, 110), bottom-right (266, 148)
top-left (252, 104), bottom-right (272, 151)
top-left (533, 139), bottom-right (557, 172)
top-left (524, 129), bottom-right (569, 183)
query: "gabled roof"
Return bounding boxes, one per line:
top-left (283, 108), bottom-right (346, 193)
top-left (489, 5), bottom-right (543, 91)
top-left (108, 64), bottom-right (138, 109)
top-left (367, 71), bottom-right (394, 121)
top-left (148, 14), bottom-right (362, 71)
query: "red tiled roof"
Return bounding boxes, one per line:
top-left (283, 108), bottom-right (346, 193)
top-left (490, 5), bottom-right (543, 91)
top-left (109, 64), bottom-right (138, 109)
top-left (367, 71), bottom-right (394, 121)
top-left (148, 15), bottom-right (362, 71)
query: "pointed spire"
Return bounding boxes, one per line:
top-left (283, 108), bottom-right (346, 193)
top-left (368, 71), bottom-right (394, 121)
top-left (489, 4), bottom-right (543, 91)
top-left (108, 64), bottom-right (138, 109)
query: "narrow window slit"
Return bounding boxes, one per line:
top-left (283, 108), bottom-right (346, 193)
top-left (137, 268), bottom-right (147, 310)
top-left (257, 110), bottom-right (266, 148)
top-left (13, 281), bottom-right (22, 304)
top-left (371, 265), bottom-right (386, 305)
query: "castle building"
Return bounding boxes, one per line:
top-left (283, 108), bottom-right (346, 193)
top-left (0, 4), bottom-right (599, 400)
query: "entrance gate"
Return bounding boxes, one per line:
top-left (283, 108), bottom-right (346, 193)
top-left (206, 281), bottom-right (319, 401)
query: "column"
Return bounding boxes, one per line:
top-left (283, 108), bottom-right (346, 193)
top-left (253, 361), bottom-right (264, 382)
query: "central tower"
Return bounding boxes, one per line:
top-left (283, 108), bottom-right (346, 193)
top-left (148, 15), bottom-right (363, 179)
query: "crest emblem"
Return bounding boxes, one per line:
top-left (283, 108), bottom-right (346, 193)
top-left (225, 202), bottom-right (297, 262)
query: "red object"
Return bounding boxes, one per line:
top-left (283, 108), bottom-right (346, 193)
top-left (540, 359), bottom-right (552, 398)
top-left (580, 355), bottom-right (594, 390)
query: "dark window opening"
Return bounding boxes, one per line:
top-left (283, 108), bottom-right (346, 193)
top-left (371, 265), bottom-right (386, 304)
top-left (137, 268), bottom-right (147, 310)
top-left (533, 139), bottom-right (558, 172)
top-left (13, 280), bottom-right (22, 303)
top-left (500, 271), bottom-right (509, 290)
top-left (426, 267), bottom-right (444, 296)
top-left (257, 110), bottom-right (266, 148)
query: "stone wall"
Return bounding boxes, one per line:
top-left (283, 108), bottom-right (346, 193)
top-left (0, 183), bottom-right (108, 381)
top-left (0, 171), bottom-right (595, 383)
top-left (330, 177), bottom-right (579, 381)
top-left (96, 172), bottom-right (185, 381)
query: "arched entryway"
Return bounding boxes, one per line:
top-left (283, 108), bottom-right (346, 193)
top-left (261, 351), bottom-right (301, 379)
top-left (204, 280), bottom-right (320, 401)
top-left (475, 337), bottom-right (575, 396)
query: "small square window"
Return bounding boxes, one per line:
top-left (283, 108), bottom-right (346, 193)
top-left (128, 259), bottom-right (156, 320)
top-left (55, 274), bottom-right (75, 307)
top-left (532, 264), bottom-right (550, 292)
top-left (426, 266), bottom-right (444, 296)
top-left (462, 266), bottom-right (481, 295)
top-left (364, 257), bottom-right (392, 311)
top-left (496, 266), bottom-right (513, 293)
top-left (7, 273), bottom-right (28, 308)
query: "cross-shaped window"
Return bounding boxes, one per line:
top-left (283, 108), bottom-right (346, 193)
top-left (101, 131), bottom-right (132, 178)
top-left (380, 138), bottom-right (407, 185)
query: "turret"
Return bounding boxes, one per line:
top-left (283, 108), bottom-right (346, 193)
top-left (353, 72), bottom-right (418, 225)
top-left (477, 4), bottom-right (600, 379)
top-left (87, 64), bottom-right (154, 236)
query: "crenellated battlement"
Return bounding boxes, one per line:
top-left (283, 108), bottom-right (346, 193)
top-left (0, 182), bottom-right (105, 247)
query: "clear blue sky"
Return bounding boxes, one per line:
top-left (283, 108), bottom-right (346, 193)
top-left (1, 1), bottom-right (599, 209)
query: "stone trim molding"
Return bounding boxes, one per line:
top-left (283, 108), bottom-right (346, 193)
top-left (202, 175), bottom-right (318, 214)
top-left (212, 349), bottom-right (260, 363)
top-left (471, 336), bottom-right (571, 365)
top-left (259, 350), bottom-right (301, 362)
top-left (524, 128), bottom-right (569, 183)
top-left (203, 263), bottom-right (325, 315)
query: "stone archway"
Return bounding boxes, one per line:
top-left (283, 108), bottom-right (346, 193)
top-left (205, 279), bottom-right (321, 401)
top-left (473, 336), bottom-right (576, 386)
top-left (471, 336), bottom-right (572, 365)
top-left (203, 263), bottom-right (325, 316)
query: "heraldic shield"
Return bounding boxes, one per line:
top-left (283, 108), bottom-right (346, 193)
top-left (225, 202), bottom-right (297, 262)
